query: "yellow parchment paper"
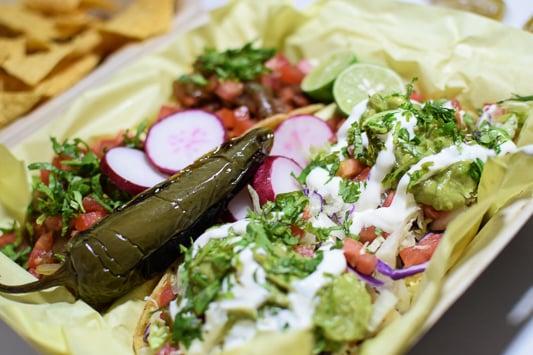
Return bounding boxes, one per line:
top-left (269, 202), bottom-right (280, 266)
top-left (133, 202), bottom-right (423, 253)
top-left (0, 0), bottom-right (533, 354)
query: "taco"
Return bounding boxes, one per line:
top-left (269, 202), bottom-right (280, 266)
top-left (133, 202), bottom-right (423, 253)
top-left (134, 84), bottom-right (533, 354)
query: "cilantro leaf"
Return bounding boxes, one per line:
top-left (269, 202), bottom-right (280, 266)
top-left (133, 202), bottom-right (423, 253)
top-left (298, 153), bottom-right (340, 185)
top-left (183, 42), bottom-right (275, 83)
top-left (468, 158), bottom-right (484, 184)
top-left (474, 121), bottom-right (512, 153)
top-left (339, 180), bottom-right (361, 203)
top-left (172, 312), bottom-right (203, 348)
top-left (27, 138), bottom-right (127, 236)
top-left (122, 120), bottom-right (148, 149)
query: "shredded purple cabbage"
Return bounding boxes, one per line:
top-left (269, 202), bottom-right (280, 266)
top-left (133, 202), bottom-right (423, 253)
top-left (303, 187), bottom-right (309, 196)
top-left (312, 190), bottom-right (325, 213)
top-left (143, 323), bottom-right (150, 342)
top-left (376, 260), bottom-right (428, 280)
top-left (348, 266), bottom-right (384, 287)
top-left (348, 204), bottom-right (356, 217)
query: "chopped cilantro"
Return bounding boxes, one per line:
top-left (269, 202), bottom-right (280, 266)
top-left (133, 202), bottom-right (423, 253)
top-left (180, 42), bottom-right (275, 84)
top-left (173, 312), bottom-right (203, 348)
top-left (474, 121), bottom-right (511, 153)
top-left (339, 180), bottom-right (361, 203)
top-left (407, 161), bottom-right (434, 190)
top-left (346, 123), bottom-right (364, 159)
top-left (1, 244), bottom-right (31, 265)
top-left (297, 153), bottom-right (340, 185)
top-left (0, 224), bottom-right (30, 266)
top-left (177, 73), bottom-right (208, 86)
top-left (122, 120), bottom-right (148, 149)
top-left (468, 158), bottom-right (484, 184)
top-left (28, 138), bottom-right (126, 236)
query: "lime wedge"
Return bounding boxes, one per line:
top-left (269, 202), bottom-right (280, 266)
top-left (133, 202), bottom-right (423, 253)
top-left (333, 63), bottom-right (405, 115)
top-left (301, 51), bottom-right (357, 102)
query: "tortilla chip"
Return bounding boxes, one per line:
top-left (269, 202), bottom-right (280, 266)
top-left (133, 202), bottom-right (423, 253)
top-left (80, 0), bottom-right (118, 12)
top-left (0, 91), bottom-right (42, 127)
top-left (23, 0), bottom-right (81, 14)
top-left (36, 54), bottom-right (100, 97)
top-left (0, 38), bottom-right (25, 65)
top-left (52, 11), bottom-right (97, 37)
top-left (0, 4), bottom-right (60, 44)
top-left (1, 45), bottom-right (71, 86)
top-left (0, 71), bottom-right (32, 92)
top-left (68, 29), bottom-right (102, 56)
top-left (100, 0), bottom-right (174, 40)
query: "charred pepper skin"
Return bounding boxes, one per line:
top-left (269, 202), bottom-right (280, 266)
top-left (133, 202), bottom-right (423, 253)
top-left (0, 128), bottom-right (273, 309)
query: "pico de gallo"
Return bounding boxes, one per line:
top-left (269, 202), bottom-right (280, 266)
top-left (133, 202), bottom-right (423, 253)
top-left (138, 62), bottom-right (533, 354)
top-left (172, 42), bottom-right (312, 138)
top-left (0, 43), bottom-right (316, 278)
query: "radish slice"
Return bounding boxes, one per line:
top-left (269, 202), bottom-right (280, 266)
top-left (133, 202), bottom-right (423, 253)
top-left (252, 156), bottom-right (302, 205)
top-left (270, 115), bottom-right (333, 167)
top-left (101, 147), bottom-right (168, 195)
top-left (227, 188), bottom-right (253, 221)
top-left (145, 110), bottom-right (226, 174)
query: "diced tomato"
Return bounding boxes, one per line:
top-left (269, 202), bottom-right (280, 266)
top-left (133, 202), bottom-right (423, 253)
top-left (216, 108), bottom-right (237, 130)
top-left (355, 167), bottom-right (371, 181)
top-left (399, 233), bottom-right (443, 267)
top-left (215, 81), bottom-right (244, 102)
top-left (359, 226), bottom-right (377, 244)
top-left (279, 86), bottom-right (297, 104)
top-left (52, 155), bottom-right (73, 171)
top-left (344, 238), bottom-right (362, 265)
top-left (356, 253), bottom-right (378, 275)
top-left (0, 232), bottom-right (16, 248)
top-left (297, 59), bottom-right (313, 75)
top-left (422, 204), bottom-right (450, 220)
top-left (410, 91), bottom-right (424, 102)
top-left (40, 169), bottom-right (51, 185)
top-left (338, 159), bottom-right (365, 179)
top-left (265, 53), bottom-right (290, 71)
top-left (157, 344), bottom-right (178, 355)
top-left (302, 207), bottom-right (311, 220)
top-left (28, 232), bottom-right (54, 270)
top-left (260, 73), bottom-right (281, 91)
top-left (158, 283), bottom-right (176, 307)
top-left (32, 222), bottom-right (47, 237)
top-left (290, 225), bottom-right (305, 238)
top-left (232, 106), bottom-right (254, 136)
top-left (233, 119), bottom-right (254, 137)
top-left (450, 99), bottom-right (463, 125)
top-left (343, 238), bottom-right (377, 275)
top-left (383, 190), bottom-right (395, 208)
top-left (294, 245), bottom-right (315, 258)
top-left (450, 99), bottom-right (462, 112)
top-left (91, 134), bottom-right (124, 158)
top-left (44, 216), bottom-right (62, 233)
top-left (73, 211), bottom-right (107, 232)
top-left (82, 196), bottom-right (108, 214)
top-left (359, 226), bottom-right (390, 244)
top-left (266, 53), bottom-right (304, 85)
top-left (157, 105), bottom-right (181, 120)
top-left (279, 64), bottom-right (305, 85)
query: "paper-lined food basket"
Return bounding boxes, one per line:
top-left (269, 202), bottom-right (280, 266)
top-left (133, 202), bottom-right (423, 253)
top-left (0, 0), bottom-right (532, 354)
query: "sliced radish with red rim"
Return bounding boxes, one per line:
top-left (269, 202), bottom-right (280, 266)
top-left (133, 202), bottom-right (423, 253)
top-left (227, 188), bottom-right (253, 221)
top-left (145, 110), bottom-right (226, 174)
top-left (101, 147), bottom-right (168, 195)
top-left (252, 156), bottom-right (302, 205)
top-left (270, 115), bottom-right (333, 167)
